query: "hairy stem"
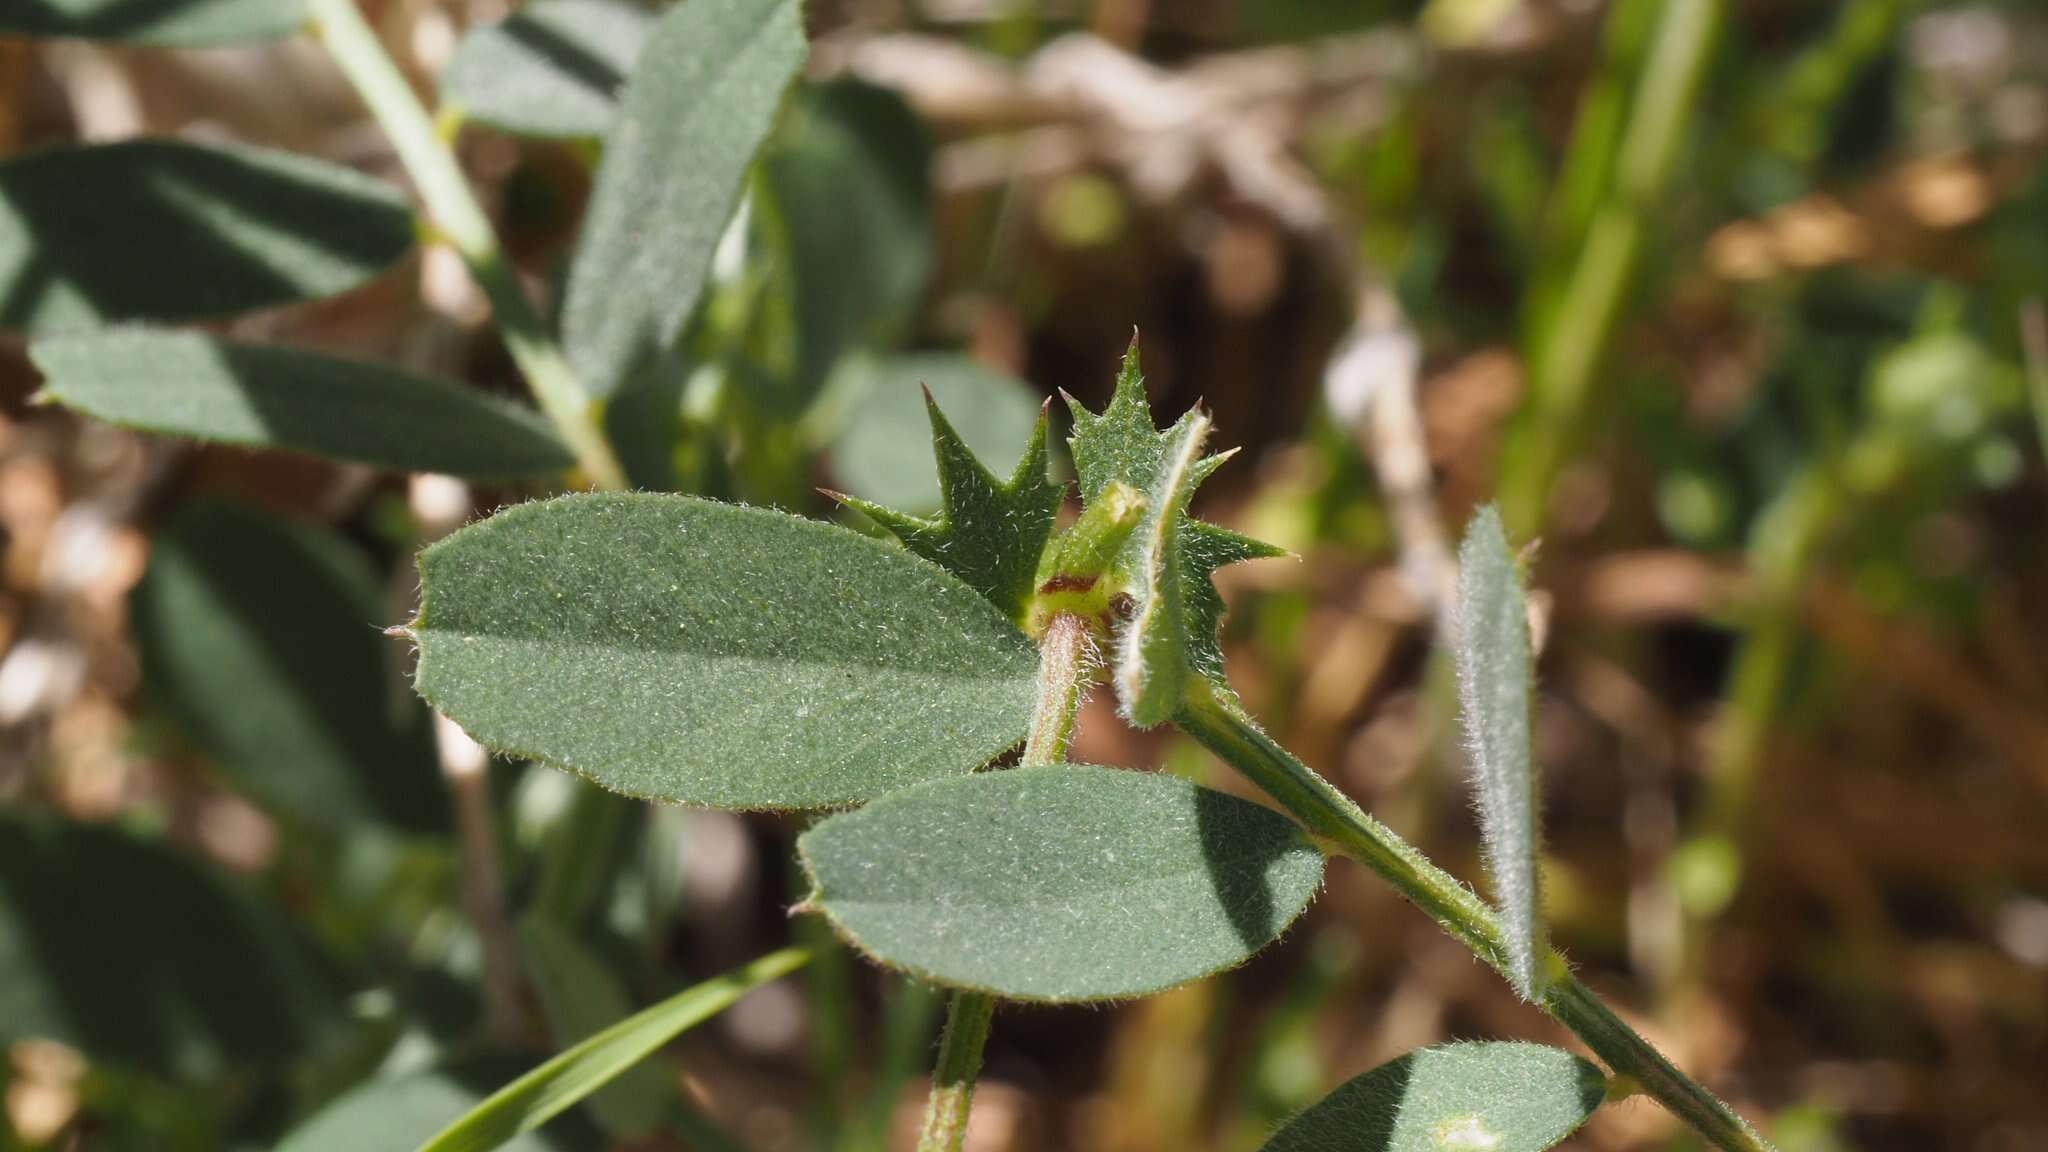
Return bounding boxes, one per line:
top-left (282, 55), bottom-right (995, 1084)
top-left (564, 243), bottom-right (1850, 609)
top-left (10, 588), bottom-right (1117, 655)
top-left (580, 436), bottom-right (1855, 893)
top-left (305, 0), bottom-right (627, 490)
top-left (917, 613), bottom-right (1093, 1152)
top-left (1174, 682), bottom-right (1776, 1152)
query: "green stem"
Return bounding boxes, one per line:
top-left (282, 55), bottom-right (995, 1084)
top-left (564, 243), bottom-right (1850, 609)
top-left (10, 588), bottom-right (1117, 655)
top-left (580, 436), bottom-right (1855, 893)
top-left (305, 0), bottom-right (628, 491)
top-left (1174, 682), bottom-right (1777, 1152)
top-left (917, 613), bottom-right (1093, 1152)
top-left (1500, 0), bottom-right (1720, 537)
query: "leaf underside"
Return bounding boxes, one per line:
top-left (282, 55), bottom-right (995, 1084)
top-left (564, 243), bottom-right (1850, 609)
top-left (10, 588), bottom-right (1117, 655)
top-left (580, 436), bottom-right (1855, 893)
top-left (0, 139), bottom-right (414, 333)
top-left (1258, 1042), bottom-right (1606, 1152)
top-left (0, 0), bottom-right (304, 45)
top-left (839, 377), bottom-right (1059, 624)
top-left (411, 493), bottom-right (1038, 810)
top-left (798, 764), bottom-right (1324, 1002)
top-left (563, 0), bottom-right (806, 398)
top-left (1453, 505), bottom-right (1546, 999)
top-left (35, 329), bottom-right (573, 478)
top-left (440, 0), bottom-right (654, 138)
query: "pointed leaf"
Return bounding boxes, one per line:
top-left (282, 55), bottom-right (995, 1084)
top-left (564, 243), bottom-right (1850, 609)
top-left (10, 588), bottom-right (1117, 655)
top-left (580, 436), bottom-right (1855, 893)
top-left (439, 0), bottom-right (653, 138)
top-left (416, 948), bottom-right (809, 1152)
top-left (835, 360), bottom-right (1057, 622)
top-left (829, 355), bottom-right (1043, 513)
top-left (769, 80), bottom-right (934, 406)
top-left (410, 493), bottom-right (1038, 809)
top-left (562, 0), bottom-right (806, 398)
top-left (798, 765), bottom-right (1324, 1002)
top-left (0, 139), bottom-right (414, 333)
top-left (0, 812), bottom-right (347, 1078)
top-left (278, 1060), bottom-right (602, 1151)
top-left (135, 502), bottom-right (448, 833)
top-left (1066, 340), bottom-right (1283, 713)
top-left (1258, 1042), bottom-right (1606, 1152)
top-left (0, 0), bottom-right (303, 45)
top-left (1452, 505), bottom-right (1546, 999)
top-left (520, 920), bottom-right (668, 1139)
top-left (34, 330), bottom-right (572, 477)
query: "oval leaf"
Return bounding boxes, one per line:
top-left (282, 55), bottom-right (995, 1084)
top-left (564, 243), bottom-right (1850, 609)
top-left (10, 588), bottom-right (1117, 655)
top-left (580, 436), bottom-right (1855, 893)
top-left (1452, 505), bottom-right (1546, 999)
top-left (0, 139), bottom-right (414, 333)
top-left (439, 0), bottom-right (654, 138)
top-left (417, 948), bottom-right (808, 1152)
top-left (34, 330), bottom-right (572, 477)
top-left (0, 0), bottom-right (303, 45)
top-left (562, 0), bottom-right (806, 398)
top-left (0, 813), bottom-right (346, 1078)
top-left (410, 493), bottom-right (1038, 809)
top-left (278, 1059), bottom-right (602, 1152)
top-left (135, 502), bottom-right (448, 833)
top-left (1259, 1042), bottom-right (1606, 1152)
top-left (797, 765), bottom-right (1324, 1002)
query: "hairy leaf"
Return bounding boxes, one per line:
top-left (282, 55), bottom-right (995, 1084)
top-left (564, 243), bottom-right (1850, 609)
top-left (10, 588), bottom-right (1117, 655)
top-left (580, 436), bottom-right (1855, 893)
top-left (769, 80), bottom-right (934, 407)
top-left (0, 0), bottom-right (303, 45)
top-left (278, 1060), bottom-right (602, 1151)
top-left (1453, 505), bottom-right (1545, 999)
top-left (417, 948), bottom-right (808, 1152)
top-left (410, 494), bottom-right (1037, 809)
top-left (520, 919), bottom-right (667, 1139)
top-left (0, 813), bottom-right (346, 1078)
top-left (135, 502), bottom-right (448, 833)
top-left (836, 366), bottom-right (1057, 623)
top-left (798, 765), bottom-right (1324, 1002)
top-left (1258, 1043), bottom-right (1605, 1152)
top-left (34, 330), bottom-right (572, 477)
top-left (1067, 340), bottom-right (1282, 713)
top-left (562, 0), bottom-right (805, 398)
top-left (439, 0), bottom-right (653, 138)
top-left (0, 139), bottom-right (413, 333)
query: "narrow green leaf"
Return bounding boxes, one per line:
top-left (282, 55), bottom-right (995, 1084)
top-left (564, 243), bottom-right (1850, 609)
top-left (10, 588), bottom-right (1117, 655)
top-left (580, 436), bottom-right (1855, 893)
top-left (519, 919), bottom-right (669, 1139)
top-left (1452, 505), bottom-right (1546, 999)
top-left (410, 493), bottom-right (1038, 809)
top-left (135, 502), bottom-right (448, 834)
top-left (1258, 1043), bottom-right (1606, 1152)
top-left (0, 0), bottom-right (303, 45)
top-left (769, 80), bottom-right (934, 405)
top-left (798, 765), bottom-right (1324, 1003)
top-left (0, 139), bottom-right (414, 333)
top-left (33, 329), bottom-right (572, 477)
top-left (416, 947), bottom-right (809, 1152)
top-left (0, 812), bottom-right (347, 1079)
top-left (835, 362), bottom-right (1058, 623)
top-left (562, 0), bottom-right (806, 398)
top-left (438, 0), bottom-right (654, 138)
top-left (278, 1060), bottom-right (602, 1152)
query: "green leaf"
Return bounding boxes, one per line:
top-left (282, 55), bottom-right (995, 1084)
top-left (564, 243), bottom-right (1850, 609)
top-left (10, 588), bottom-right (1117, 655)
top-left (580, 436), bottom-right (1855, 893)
top-left (562, 0), bottom-right (806, 399)
top-left (1257, 1043), bottom-right (1606, 1152)
top-left (769, 80), bottom-right (934, 405)
top-left (0, 0), bottom-right (304, 45)
top-left (0, 812), bottom-right (346, 1078)
top-left (409, 493), bottom-right (1038, 809)
top-left (278, 1060), bottom-right (602, 1152)
top-left (834, 365), bottom-right (1057, 623)
top-left (416, 948), bottom-right (809, 1152)
top-left (1067, 339), bottom-right (1282, 712)
top-left (134, 502), bottom-right (448, 833)
top-left (519, 919), bottom-right (667, 1140)
top-left (438, 0), bottom-right (654, 138)
top-left (0, 139), bottom-right (414, 333)
top-left (828, 355), bottom-right (1045, 514)
top-left (33, 329), bottom-right (572, 478)
top-left (797, 764), bottom-right (1324, 1002)
top-left (1452, 505), bottom-right (1545, 999)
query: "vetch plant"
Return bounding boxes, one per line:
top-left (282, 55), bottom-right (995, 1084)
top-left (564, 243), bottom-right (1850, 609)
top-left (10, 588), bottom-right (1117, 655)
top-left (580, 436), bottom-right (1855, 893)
top-left (7, 1), bottom-right (1782, 1149)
